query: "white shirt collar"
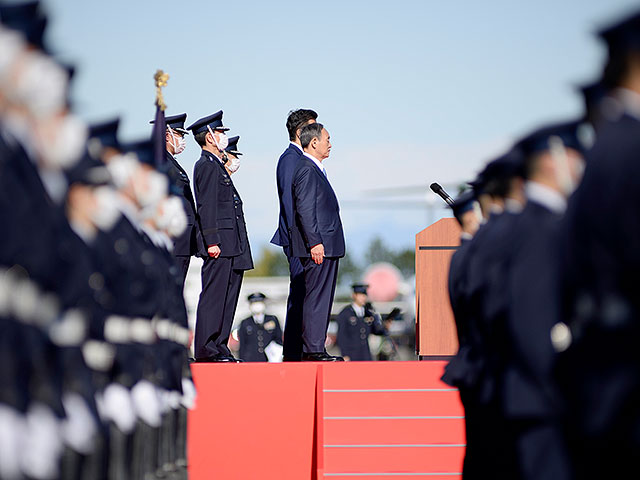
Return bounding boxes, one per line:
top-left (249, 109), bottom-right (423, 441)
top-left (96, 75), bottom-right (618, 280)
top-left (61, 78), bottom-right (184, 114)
top-left (290, 141), bottom-right (303, 153)
top-left (460, 232), bottom-right (473, 241)
top-left (504, 198), bottom-right (524, 214)
top-left (303, 152), bottom-right (326, 176)
top-left (253, 314), bottom-right (265, 324)
top-left (613, 88), bottom-right (640, 120)
top-left (352, 303), bottom-right (365, 317)
top-left (525, 181), bottom-right (566, 214)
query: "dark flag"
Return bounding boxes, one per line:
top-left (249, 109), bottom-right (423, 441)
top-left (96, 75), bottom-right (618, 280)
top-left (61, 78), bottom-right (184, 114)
top-left (152, 70), bottom-right (169, 168)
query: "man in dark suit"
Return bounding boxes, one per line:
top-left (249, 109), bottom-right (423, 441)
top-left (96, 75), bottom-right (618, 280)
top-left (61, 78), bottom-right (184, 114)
top-left (188, 111), bottom-right (253, 363)
top-left (290, 122), bottom-right (345, 362)
top-left (336, 284), bottom-right (387, 361)
top-left (237, 293), bottom-right (284, 362)
top-left (271, 109), bottom-right (318, 361)
top-left (150, 113), bottom-right (200, 285)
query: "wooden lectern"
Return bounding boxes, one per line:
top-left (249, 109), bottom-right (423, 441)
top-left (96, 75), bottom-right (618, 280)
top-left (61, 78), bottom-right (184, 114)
top-left (415, 218), bottom-right (461, 358)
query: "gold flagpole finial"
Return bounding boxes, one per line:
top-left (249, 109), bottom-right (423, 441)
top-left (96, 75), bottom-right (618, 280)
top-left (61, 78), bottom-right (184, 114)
top-left (154, 69), bottom-right (170, 111)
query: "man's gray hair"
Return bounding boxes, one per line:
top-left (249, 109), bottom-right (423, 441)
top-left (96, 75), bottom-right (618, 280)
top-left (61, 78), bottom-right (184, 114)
top-left (300, 122), bottom-right (324, 149)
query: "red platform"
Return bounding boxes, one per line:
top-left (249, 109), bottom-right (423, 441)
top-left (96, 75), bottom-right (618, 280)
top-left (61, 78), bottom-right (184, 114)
top-left (188, 362), bottom-right (464, 480)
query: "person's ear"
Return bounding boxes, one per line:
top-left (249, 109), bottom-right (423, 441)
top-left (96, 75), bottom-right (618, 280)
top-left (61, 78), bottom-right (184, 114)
top-left (312, 137), bottom-right (317, 149)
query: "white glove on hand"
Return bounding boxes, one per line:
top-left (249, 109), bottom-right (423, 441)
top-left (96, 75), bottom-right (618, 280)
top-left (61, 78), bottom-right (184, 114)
top-left (131, 380), bottom-right (162, 428)
top-left (21, 403), bottom-right (63, 480)
top-left (100, 383), bottom-right (136, 434)
top-left (180, 378), bottom-right (197, 410)
top-left (61, 393), bottom-right (97, 454)
top-left (0, 403), bottom-right (26, 479)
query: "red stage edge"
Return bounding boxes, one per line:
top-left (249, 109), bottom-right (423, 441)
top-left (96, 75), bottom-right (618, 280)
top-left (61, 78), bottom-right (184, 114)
top-left (188, 361), bottom-right (465, 480)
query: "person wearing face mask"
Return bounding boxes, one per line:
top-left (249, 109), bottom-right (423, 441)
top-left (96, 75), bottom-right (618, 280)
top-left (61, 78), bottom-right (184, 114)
top-left (336, 284), bottom-right (387, 362)
top-left (223, 134), bottom-right (242, 175)
top-left (188, 111), bottom-right (253, 363)
top-left (237, 293), bottom-right (283, 362)
top-left (149, 113), bottom-right (199, 286)
top-left (496, 122), bottom-right (586, 480)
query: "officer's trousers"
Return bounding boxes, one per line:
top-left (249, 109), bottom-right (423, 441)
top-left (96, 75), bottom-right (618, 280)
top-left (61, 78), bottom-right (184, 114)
top-left (194, 256), bottom-right (244, 359)
top-left (300, 256), bottom-right (339, 353)
top-left (174, 255), bottom-right (191, 288)
top-left (282, 246), bottom-right (305, 361)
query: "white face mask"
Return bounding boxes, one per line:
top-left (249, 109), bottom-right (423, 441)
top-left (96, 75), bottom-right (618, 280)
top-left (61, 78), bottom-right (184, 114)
top-left (0, 27), bottom-right (25, 82)
top-left (168, 128), bottom-right (186, 155)
top-left (106, 153), bottom-right (138, 189)
top-left (249, 301), bottom-right (266, 316)
top-left (155, 196), bottom-right (188, 238)
top-left (208, 126), bottom-right (228, 151)
top-left (90, 186), bottom-right (121, 231)
top-left (134, 170), bottom-right (168, 209)
top-left (37, 114), bottom-right (87, 169)
top-left (13, 52), bottom-right (68, 117)
top-left (227, 155), bottom-right (241, 173)
top-left (549, 136), bottom-right (579, 197)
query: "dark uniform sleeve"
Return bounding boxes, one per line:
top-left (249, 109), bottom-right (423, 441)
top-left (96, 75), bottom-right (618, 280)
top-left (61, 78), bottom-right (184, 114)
top-left (273, 317), bottom-right (283, 345)
top-left (238, 320), bottom-right (248, 361)
top-left (336, 308), bottom-right (355, 355)
top-left (194, 160), bottom-right (220, 247)
top-left (292, 165), bottom-right (323, 248)
top-left (369, 313), bottom-right (387, 336)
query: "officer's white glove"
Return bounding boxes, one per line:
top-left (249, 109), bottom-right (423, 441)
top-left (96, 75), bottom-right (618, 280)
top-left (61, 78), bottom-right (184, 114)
top-left (21, 402), bottom-right (63, 480)
top-left (265, 341), bottom-right (284, 363)
top-left (0, 403), bottom-right (26, 479)
top-left (131, 380), bottom-right (162, 427)
top-left (100, 383), bottom-right (136, 434)
top-left (61, 392), bottom-right (97, 454)
top-left (180, 378), bottom-right (197, 410)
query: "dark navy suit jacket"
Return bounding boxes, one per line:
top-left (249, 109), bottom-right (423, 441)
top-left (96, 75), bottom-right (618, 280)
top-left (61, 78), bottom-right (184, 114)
top-left (166, 151), bottom-right (199, 256)
top-left (271, 143), bottom-right (303, 248)
top-left (290, 154), bottom-right (345, 258)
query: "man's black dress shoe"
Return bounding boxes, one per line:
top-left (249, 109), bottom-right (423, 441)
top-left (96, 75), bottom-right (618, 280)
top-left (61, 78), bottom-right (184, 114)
top-left (302, 352), bottom-right (344, 362)
top-left (194, 354), bottom-right (235, 363)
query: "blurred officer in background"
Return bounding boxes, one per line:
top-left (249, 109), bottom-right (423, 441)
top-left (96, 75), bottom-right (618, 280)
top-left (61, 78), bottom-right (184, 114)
top-left (336, 284), bottom-right (387, 361)
top-left (237, 292), bottom-right (284, 362)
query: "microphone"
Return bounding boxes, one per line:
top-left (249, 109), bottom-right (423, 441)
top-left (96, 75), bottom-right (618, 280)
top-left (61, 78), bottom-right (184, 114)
top-left (430, 182), bottom-right (454, 206)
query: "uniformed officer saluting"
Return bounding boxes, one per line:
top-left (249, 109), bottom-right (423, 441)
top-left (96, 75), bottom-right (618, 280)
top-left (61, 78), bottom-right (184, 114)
top-left (189, 111), bottom-right (253, 363)
top-left (151, 113), bottom-right (200, 285)
top-left (336, 284), bottom-right (387, 361)
top-left (237, 293), bottom-right (284, 362)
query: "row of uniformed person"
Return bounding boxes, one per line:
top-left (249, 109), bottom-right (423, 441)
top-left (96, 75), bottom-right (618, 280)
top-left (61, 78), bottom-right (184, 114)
top-left (0, 2), bottom-right (195, 479)
top-left (440, 10), bottom-right (640, 480)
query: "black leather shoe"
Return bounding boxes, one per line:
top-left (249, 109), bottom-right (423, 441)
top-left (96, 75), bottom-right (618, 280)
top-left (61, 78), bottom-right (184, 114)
top-left (224, 355), bottom-right (243, 363)
top-left (324, 350), bottom-right (345, 361)
top-left (194, 354), bottom-right (235, 363)
top-left (302, 352), bottom-right (341, 362)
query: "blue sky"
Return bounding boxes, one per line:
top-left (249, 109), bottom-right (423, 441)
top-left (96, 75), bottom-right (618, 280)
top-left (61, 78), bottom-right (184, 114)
top-left (45, 0), bottom-right (639, 262)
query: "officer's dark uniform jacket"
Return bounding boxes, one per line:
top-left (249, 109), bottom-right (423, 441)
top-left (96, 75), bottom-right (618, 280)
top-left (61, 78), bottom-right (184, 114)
top-left (442, 235), bottom-right (476, 387)
top-left (464, 208), bottom-right (522, 404)
top-left (238, 315), bottom-right (283, 362)
top-left (336, 305), bottom-right (386, 361)
top-left (559, 104), bottom-right (640, 447)
top-left (193, 150), bottom-right (253, 270)
top-left (166, 151), bottom-right (199, 256)
top-left (504, 190), bottom-right (565, 420)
